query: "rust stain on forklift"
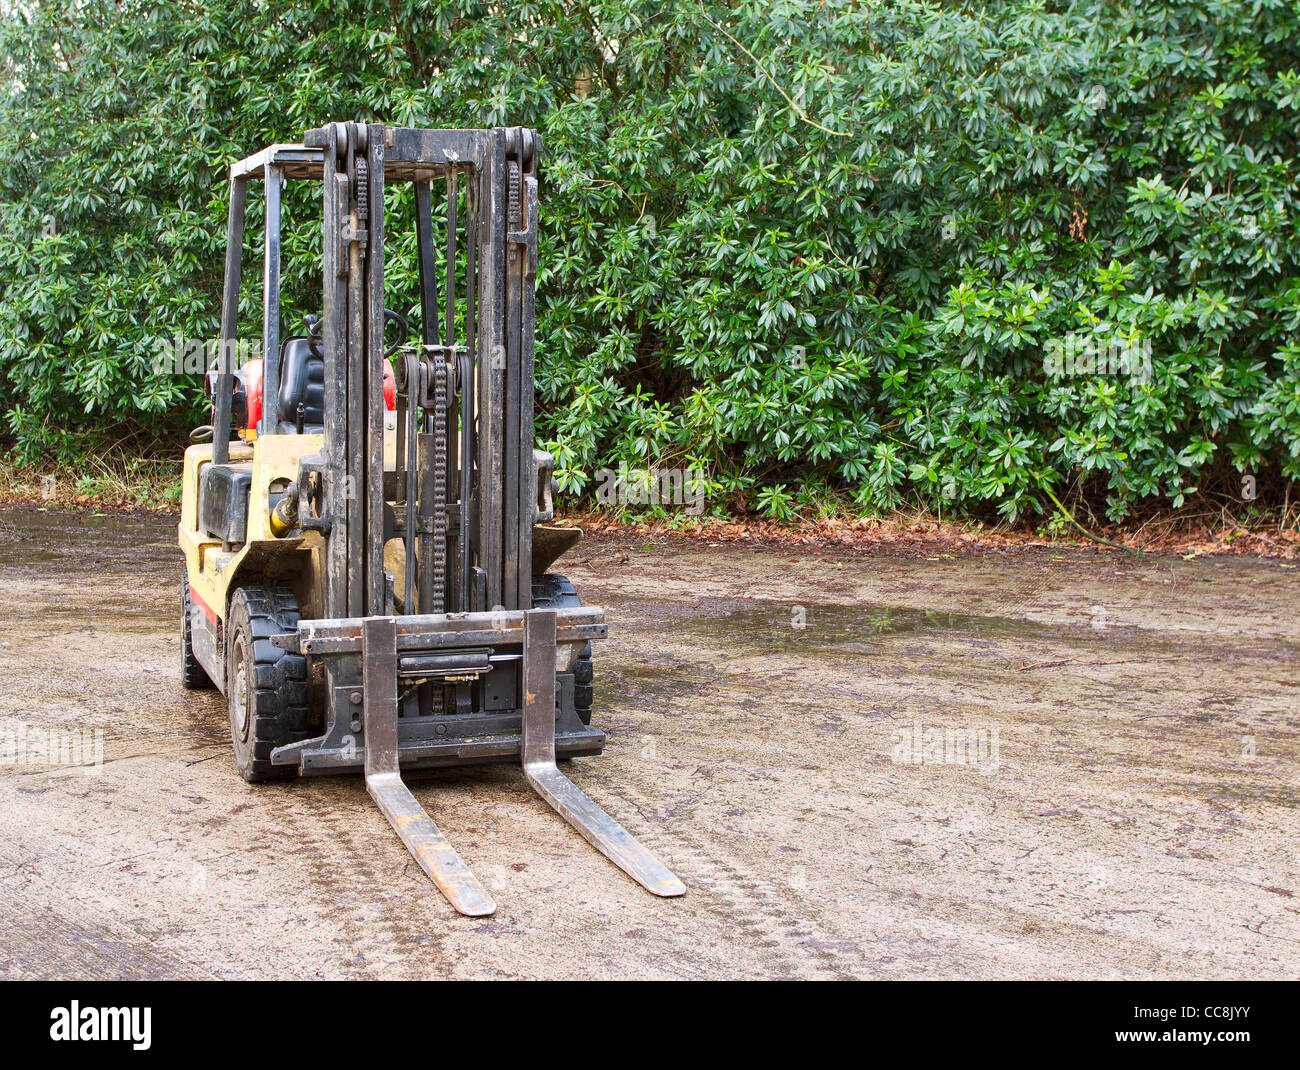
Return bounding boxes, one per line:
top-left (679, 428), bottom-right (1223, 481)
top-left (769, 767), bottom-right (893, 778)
top-left (177, 122), bottom-right (683, 915)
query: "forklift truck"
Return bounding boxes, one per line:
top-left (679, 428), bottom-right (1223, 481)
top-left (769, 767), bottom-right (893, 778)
top-left (178, 122), bottom-right (683, 916)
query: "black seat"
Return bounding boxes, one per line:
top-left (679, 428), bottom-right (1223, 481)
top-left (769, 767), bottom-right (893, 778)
top-left (278, 337), bottom-right (325, 433)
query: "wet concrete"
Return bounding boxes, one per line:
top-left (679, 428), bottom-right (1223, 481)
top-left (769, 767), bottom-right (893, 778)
top-left (0, 507), bottom-right (1296, 978)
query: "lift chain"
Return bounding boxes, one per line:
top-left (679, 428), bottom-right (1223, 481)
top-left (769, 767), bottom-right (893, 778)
top-left (507, 160), bottom-right (521, 228)
top-left (355, 157), bottom-right (369, 223)
top-left (431, 353), bottom-right (449, 614)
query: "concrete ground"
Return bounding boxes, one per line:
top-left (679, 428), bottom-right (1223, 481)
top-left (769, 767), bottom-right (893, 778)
top-left (0, 508), bottom-right (1296, 979)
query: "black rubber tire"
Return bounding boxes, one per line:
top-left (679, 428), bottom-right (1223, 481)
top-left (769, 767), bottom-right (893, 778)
top-left (181, 565), bottom-right (215, 690)
top-left (225, 586), bottom-right (310, 783)
top-left (531, 573), bottom-right (594, 725)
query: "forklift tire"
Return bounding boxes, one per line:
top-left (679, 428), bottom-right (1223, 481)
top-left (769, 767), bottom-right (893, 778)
top-left (531, 573), bottom-right (594, 725)
top-left (181, 566), bottom-right (214, 690)
top-left (225, 586), bottom-right (310, 783)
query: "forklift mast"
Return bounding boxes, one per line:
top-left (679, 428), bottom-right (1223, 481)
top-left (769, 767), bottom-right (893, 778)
top-left (213, 123), bottom-right (544, 619)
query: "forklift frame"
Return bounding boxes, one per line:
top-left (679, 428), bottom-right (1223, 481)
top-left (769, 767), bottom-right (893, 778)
top-left (193, 123), bottom-right (684, 915)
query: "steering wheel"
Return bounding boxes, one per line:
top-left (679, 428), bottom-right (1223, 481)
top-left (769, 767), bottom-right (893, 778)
top-left (303, 309), bottom-right (409, 357)
top-left (382, 308), bottom-right (409, 356)
top-left (190, 425), bottom-right (214, 444)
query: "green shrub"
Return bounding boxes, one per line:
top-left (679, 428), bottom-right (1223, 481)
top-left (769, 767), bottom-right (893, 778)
top-left (0, 0), bottom-right (1296, 522)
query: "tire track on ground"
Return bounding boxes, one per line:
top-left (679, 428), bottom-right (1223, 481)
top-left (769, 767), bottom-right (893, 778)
top-left (588, 776), bottom-right (860, 979)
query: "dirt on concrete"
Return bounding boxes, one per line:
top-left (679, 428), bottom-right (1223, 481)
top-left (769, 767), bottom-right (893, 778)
top-left (0, 506), bottom-right (1296, 979)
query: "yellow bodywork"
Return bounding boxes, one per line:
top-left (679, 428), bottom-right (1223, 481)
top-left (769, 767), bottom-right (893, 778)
top-left (179, 433), bottom-right (324, 623)
top-left (178, 409), bottom-right (576, 627)
top-left (180, 402), bottom-right (401, 625)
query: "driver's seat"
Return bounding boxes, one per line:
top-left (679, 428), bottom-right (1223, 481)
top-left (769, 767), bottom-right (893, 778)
top-left (278, 337), bottom-right (325, 434)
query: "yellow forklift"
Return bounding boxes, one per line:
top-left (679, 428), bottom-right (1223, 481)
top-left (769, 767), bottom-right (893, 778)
top-left (178, 122), bottom-right (683, 916)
